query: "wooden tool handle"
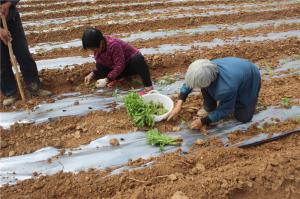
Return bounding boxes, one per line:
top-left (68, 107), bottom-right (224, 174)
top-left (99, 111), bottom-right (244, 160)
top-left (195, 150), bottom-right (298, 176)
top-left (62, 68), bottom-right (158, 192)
top-left (1, 14), bottom-right (26, 101)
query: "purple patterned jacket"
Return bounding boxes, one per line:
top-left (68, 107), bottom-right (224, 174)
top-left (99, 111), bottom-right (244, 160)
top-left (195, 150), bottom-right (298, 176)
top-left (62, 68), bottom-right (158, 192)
top-left (94, 36), bottom-right (139, 80)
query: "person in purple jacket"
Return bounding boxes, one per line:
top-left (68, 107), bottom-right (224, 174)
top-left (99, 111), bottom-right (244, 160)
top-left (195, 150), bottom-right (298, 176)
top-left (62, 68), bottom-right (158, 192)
top-left (82, 28), bottom-right (154, 95)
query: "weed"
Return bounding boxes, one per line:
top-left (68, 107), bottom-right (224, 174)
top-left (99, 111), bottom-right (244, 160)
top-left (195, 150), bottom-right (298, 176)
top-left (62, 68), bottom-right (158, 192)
top-left (281, 97), bottom-right (290, 107)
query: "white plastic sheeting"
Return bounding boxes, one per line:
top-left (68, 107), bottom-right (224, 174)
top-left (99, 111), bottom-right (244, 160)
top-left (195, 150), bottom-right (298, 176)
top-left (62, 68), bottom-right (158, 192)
top-left (1, 106), bottom-right (299, 186)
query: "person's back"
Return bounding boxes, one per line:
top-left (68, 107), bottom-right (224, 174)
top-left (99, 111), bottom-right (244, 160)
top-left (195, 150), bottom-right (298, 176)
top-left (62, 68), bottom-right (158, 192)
top-left (211, 57), bottom-right (261, 107)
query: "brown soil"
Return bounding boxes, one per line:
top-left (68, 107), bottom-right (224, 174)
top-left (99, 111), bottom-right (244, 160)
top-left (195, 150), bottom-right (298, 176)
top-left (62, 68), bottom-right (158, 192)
top-left (1, 38), bottom-right (299, 112)
top-left (1, 130), bottom-right (299, 199)
top-left (21, 1), bottom-right (256, 20)
top-left (18, 0), bottom-right (191, 12)
top-left (25, 7), bottom-right (300, 44)
top-left (31, 23), bottom-right (300, 61)
top-left (228, 118), bottom-right (300, 144)
top-left (1, 1), bottom-right (300, 197)
top-left (35, 38), bottom-right (300, 95)
top-left (260, 75), bottom-right (300, 107)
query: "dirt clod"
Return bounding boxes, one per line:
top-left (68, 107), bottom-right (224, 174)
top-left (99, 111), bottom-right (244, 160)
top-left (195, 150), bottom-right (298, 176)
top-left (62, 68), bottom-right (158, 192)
top-left (195, 139), bottom-right (205, 146)
top-left (171, 191), bottom-right (189, 199)
top-left (8, 151), bottom-right (15, 157)
top-left (74, 130), bottom-right (81, 139)
top-left (168, 174), bottom-right (178, 181)
top-left (109, 138), bottom-right (120, 146)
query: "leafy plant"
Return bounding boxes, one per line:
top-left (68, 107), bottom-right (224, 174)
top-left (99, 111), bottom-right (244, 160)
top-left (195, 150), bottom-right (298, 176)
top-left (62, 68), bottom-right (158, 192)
top-left (146, 129), bottom-right (182, 151)
top-left (158, 75), bottom-right (176, 85)
top-left (124, 92), bottom-right (154, 128)
top-left (148, 101), bottom-right (168, 115)
top-left (281, 97), bottom-right (290, 107)
top-left (124, 92), bottom-right (167, 128)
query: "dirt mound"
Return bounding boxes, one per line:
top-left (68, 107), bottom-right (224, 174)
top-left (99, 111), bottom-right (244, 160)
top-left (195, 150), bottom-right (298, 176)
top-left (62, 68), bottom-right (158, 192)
top-left (1, 132), bottom-right (299, 199)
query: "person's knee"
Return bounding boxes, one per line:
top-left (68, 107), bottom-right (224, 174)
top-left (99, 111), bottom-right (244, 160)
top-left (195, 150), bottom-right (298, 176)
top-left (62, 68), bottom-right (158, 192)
top-left (235, 112), bottom-right (253, 123)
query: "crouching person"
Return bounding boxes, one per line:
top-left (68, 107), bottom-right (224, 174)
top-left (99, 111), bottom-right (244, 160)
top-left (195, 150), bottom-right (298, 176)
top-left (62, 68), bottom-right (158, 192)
top-left (168, 57), bottom-right (261, 129)
top-left (82, 28), bottom-right (153, 95)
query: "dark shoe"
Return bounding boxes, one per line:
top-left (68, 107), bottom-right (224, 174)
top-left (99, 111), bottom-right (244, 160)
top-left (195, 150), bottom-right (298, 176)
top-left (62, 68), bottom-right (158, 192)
top-left (3, 95), bottom-right (18, 106)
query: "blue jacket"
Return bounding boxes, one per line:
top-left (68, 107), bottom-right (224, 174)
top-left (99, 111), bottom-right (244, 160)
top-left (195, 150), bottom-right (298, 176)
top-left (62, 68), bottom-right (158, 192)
top-left (179, 57), bottom-right (261, 123)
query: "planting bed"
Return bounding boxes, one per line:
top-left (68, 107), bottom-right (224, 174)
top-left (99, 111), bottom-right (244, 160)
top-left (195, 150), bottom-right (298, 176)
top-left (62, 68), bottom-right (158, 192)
top-left (0, 0), bottom-right (300, 198)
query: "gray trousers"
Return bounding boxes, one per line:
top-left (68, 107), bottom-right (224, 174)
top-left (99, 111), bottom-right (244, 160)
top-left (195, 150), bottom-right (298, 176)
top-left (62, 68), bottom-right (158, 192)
top-left (0, 11), bottom-right (40, 96)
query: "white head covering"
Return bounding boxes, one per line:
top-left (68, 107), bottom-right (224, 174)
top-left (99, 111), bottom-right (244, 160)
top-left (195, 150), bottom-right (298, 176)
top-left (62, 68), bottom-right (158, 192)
top-left (185, 59), bottom-right (218, 88)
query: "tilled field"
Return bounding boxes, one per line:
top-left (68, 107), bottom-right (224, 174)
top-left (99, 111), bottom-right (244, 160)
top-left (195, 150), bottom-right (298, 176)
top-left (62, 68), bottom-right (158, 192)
top-left (0, 0), bottom-right (300, 198)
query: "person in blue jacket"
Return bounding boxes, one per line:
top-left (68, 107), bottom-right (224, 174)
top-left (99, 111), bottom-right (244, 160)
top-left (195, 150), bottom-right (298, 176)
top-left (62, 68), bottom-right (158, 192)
top-left (167, 57), bottom-right (261, 129)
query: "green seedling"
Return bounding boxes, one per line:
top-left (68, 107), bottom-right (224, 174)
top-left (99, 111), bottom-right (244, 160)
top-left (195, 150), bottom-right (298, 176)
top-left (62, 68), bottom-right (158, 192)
top-left (281, 97), bottom-right (290, 107)
top-left (265, 63), bottom-right (273, 75)
top-left (180, 118), bottom-right (186, 125)
top-left (146, 129), bottom-right (182, 151)
top-left (124, 92), bottom-right (154, 128)
top-left (124, 92), bottom-right (167, 128)
top-left (158, 75), bottom-right (176, 86)
top-left (148, 101), bottom-right (168, 115)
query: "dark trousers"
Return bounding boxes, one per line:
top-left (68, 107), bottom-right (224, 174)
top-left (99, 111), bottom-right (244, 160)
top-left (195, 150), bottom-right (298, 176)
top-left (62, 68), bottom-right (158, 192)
top-left (0, 12), bottom-right (40, 97)
top-left (95, 53), bottom-right (152, 87)
top-left (201, 86), bottom-right (260, 123)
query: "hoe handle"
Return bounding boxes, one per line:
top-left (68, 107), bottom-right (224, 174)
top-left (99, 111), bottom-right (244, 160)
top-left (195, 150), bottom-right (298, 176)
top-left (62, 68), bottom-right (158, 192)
top-left (1, 14), bottom-right (26, 101)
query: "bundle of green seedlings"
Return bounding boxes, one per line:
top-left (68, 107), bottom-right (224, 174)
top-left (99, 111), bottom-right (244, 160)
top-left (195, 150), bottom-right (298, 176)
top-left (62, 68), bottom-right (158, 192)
top-left (146, 129), bottom-right (183, 151)
top-left (124, 92), bottom-right (168, 128)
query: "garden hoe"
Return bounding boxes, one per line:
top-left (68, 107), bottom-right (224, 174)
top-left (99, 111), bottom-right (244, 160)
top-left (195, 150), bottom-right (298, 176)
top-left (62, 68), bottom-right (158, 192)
top-left (1, 14), bottom-right (26, 101)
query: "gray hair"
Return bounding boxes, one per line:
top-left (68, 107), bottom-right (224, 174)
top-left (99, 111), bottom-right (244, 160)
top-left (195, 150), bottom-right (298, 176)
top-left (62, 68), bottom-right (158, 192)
top-left (185, 59), bottom-right (218, 88)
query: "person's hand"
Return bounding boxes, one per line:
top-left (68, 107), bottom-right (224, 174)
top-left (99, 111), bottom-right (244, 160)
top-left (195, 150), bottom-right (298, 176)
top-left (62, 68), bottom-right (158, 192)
top-left (190, 118), bottom-right (203, 130)
top-left (95, 78), bottom-right (108, 88)
top-left (84, 72), bottom-right (95, 85)
top-left (1, 2), bottom-right (12, 18)
top-left (167, 100), bottom-right (183, 121)
top-left (0, 28), bottom-right (11, 45)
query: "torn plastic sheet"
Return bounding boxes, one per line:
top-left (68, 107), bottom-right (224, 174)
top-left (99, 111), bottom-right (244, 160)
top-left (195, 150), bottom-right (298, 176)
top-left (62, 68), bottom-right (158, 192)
top-left (0, 106), bottom-right (299, 186)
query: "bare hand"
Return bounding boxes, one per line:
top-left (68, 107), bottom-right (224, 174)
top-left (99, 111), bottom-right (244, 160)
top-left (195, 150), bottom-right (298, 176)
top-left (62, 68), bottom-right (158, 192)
top-left (1, 2), bottom-right (12, 18)
top-left (190, 118), bottom-right (203, 130)
top-left (84, 72), bottom-right (94, 85)
top-left (0, 28), bottom-right (11, 45)
top-left (167, 100), bottom-right (183, 121)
